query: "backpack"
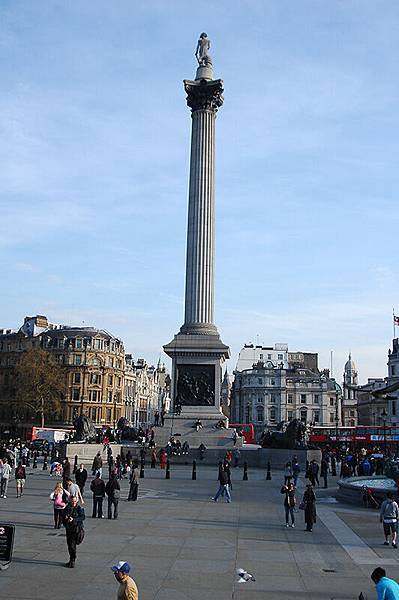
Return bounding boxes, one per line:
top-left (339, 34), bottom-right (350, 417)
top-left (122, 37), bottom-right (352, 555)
top-left (54, 492), bottom-right (65, 508)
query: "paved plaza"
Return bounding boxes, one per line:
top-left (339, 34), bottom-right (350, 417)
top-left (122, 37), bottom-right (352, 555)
top-left (1, 464), bottom-right (399, 599)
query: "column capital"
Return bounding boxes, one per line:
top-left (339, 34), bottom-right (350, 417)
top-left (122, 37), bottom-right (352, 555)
top-left (183, 78), bottom-right (224, 113)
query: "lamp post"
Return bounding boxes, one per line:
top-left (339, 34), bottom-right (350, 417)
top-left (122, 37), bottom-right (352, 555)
top-left (382, 408), bottom-right (388, 456)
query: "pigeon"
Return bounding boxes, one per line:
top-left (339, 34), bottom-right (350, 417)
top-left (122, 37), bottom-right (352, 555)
top-left (237, 568), bottom-right (256, 583)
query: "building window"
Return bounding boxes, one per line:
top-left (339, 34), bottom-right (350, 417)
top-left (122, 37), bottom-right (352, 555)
top-left (313, 410), bottom-right (320, 423)
top-left (89, 390), bottom-right (99, 402)
top-left (90, 407), bottom-right (97, 421)
top-left (270, 409), bottom-right (276, 421)
top-left (93, 358), bottom-right (99, 366)
top-left (106, 408), bottom-right (112, 422)
top-left (75, 338), bottom-right (82, 349)
top-left (257, 409), bottom-right (263, 422)
top-left (74, 354), bottom-right (82, 366)
top-left (287, 394), bottom-right (293, 404)
top-left (259, 354), bottom-right (263, 360)
top-left (270, 393), bottom-right (276, 403)
top-left (329, 397), bottom-right (335, 406)
top-left (392, 365), bottom-right (396, 376)
top-left (329, 413), bottom-right (335, 423)
top-left (258, 378), bottom-right (263, 385)
top-left (257, 397), bottom-right (262, 403)
top-left (117, 376), bottom-right (122, 387)
top-left (73, 372), bottom-right (81, 384)
top-left (58, 339), bottom-right (64, 349)
top-left (287, 410), bottom-right (293, 420)
top-left (314, 394), bottom-right (319, 404)
top-left (350, 410), bottom-right (355, 417)
top-left (300, 409), bottom-right (307, 423)
top-left (267, 354), bottom-right (272, 360)
top-left (108, 375), bottom-right (113, 386)
top-left (278, 354), bottom-right (283, 360)
top-left (90, 373), bottom-right (101, 385)
top-left (72, 388), bottom-right (80, 401)
top-left (107, 391), bottom-right (113, 402)
top-left (300, 394), bottom-right (306, 404)
top-left (108, 357), bottom-right (114, 367)
top-left (271, 379), bottom-right (275, 386)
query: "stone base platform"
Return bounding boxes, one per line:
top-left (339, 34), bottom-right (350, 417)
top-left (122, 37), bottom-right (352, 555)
top-left (154, 414), bottom-right (242, 448)
top-left (66, 443), bottom-right (122, 462)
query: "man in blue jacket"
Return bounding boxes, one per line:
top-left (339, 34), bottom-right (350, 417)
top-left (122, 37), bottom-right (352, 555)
top-left (371, 567), bottom-right (399, 600)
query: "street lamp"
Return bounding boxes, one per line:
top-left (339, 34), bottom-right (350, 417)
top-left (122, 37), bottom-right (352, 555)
top-left (382, 408), bottom-right (388, 456)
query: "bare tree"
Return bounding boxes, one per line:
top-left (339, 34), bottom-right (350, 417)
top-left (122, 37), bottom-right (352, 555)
top-left (14, 349), bottom-right (67, 427)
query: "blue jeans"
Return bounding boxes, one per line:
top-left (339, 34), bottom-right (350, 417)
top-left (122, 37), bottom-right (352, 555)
top-left (214, 484), bottom-right (231, 502)
top-left (285, 505), bottom-right (295, 525)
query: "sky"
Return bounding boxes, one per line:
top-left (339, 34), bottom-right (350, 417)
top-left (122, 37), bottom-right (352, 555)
top-left (1, 1), bottom-right (398, 384)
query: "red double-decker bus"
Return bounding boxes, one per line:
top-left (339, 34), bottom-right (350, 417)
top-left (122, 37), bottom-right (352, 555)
top-left (309, 425), bottom-right (399, 447)
top-left (228, 423), bottom-right (256, 444)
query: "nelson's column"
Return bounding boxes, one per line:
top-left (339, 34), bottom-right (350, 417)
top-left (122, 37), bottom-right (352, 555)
top-left (164, 34), bottom-right (231, 437)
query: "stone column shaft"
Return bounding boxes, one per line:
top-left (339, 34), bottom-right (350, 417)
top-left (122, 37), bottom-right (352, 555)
top-left (180, 78), bottom-right (224, 335)
top-left (184, 109), bottom-right (215, 327)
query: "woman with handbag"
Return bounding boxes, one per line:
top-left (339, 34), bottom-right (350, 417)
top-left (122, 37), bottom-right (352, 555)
top-left (50, 482), bottom-right (70, 529)
top-left (302, 483), bottom-right (317, 532)
top-left (281, 479), bottom-right (296, 527)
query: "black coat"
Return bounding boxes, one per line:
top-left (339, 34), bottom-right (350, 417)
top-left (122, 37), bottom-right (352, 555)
top-left (303, 488), bottom-right (316, 524)
top-left (75, 468), bottom-right (88, 487)
top-left (63, 504), bottom-right (85, 532)
top-left (105, 478), bottom-right (120, 497)
top-left (90, 478), bottom-right (105, 497)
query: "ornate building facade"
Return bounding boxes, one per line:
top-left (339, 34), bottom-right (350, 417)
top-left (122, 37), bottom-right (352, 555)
top-left (342, 353), bottom-right (358, 426)
top-left (0, 314), bottom-right (170, 436)
top-left (231, 343), bottom-right (341, 434)
top-left (0, 315), bottom-right (125, 431)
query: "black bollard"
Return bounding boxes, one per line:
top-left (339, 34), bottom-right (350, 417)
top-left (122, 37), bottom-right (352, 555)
top-left (33, 452), bottom-right (38, 469)
top-left (165, 459), bottom-right (170, 479)
top-left (266, 461), bottom-right (271, 480)
top-left (73, 455), bottom-right (78, 474)
top-left (26, 452), bottom-right (30, 467)
top-left (140, 458), bottom-right (145, 478)
top-left (192, 460), bottom-right (197, 480)
top-left (42, 453), bottom-right (48, 471)
top-left (243, 461), bottom-right (248, 481)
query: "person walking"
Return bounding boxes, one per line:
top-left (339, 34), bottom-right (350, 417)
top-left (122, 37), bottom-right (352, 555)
top-left (50, 482), bottom-right (70, 529)
top-left (281, 480), bottom-right (296, 527)
top-left (380, 492), bottom-right (399, 548)
top-left (15, 462), bottom-right (26, 498)
top-left (62, 495), bottom-right (85, 568)
top-left (370, 567), bottom-right (399, 600)
top-left (284, 462), bottom-right (292, 484)
top-left (62, 458), bottom-right (71, 488)
top-left (127, 463), bottom-right (139, 501)
top-left (111, 561), bottom-right (138, 600)
top-left (90, 472), bottom-right (106, 518)
top-left (320, 458), bottom-right (328, 489)
top-left (292, 459), bottom-right (300, 486)
top-left (0, 458), bottom-right (12, 498)
top-left (212, 465), bottom-right (231, 503)
top-left (302, 483), bottom-right (316, 532)
top-left (65, 476), bottom-right (84, 506)
top-left (75, 464), bottom-right (88, 496)
top-left (92, 452), bottom-right (103, 477)
top-left (106, 472), bottom-right (121, 519)
top-left (233, 448), bottom-right (241, 468)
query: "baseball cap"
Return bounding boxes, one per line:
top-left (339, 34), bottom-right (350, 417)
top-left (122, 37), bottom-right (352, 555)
top-left (111, 561), bottom-right (131, 574)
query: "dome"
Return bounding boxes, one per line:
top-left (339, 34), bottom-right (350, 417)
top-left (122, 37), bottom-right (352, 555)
top-left (344, 353), bottom-right (356, 372)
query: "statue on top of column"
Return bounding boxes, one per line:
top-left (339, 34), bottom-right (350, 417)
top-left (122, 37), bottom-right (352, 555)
top-left (195, 32), bottom-right (213, 67)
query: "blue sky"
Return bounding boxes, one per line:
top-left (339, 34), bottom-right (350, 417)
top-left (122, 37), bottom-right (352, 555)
top-left (1, 1), bottom-right (398, 383)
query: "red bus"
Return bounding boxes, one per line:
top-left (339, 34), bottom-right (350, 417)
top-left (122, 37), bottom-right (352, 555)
top-left (309, 425), bottom-right (399, 447)
top-left (229, 423), bottom-right (256, 444)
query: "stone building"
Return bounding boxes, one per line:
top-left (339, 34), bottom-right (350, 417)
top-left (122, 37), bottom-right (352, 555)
top-left (231, 358), bottom-right (340, 432)
top-left (356, 338), bottom-right (399, 426)
top-left (124, 355), bottom-right (170, 426)
top-left (0, 315), bottom-right (125, 432)
top-left (342, 353), bottom-right (359, 426)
